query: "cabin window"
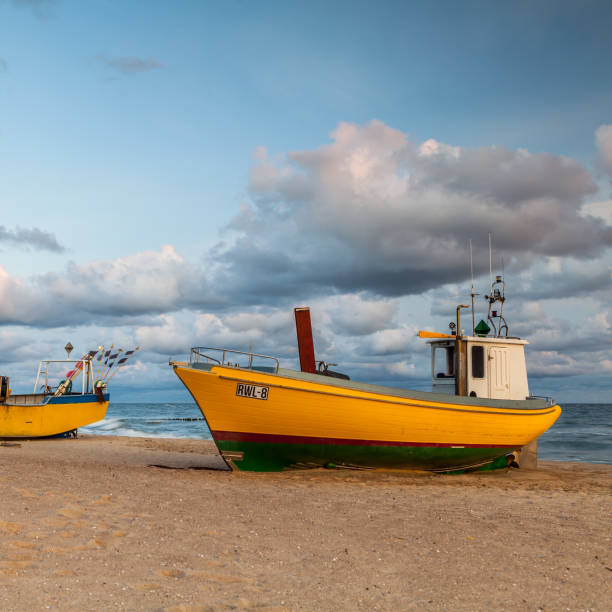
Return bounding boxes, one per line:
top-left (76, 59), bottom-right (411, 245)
top-left (434, 346), bottom-right (455, 378)
top-left (472, 346), bottom-right (484, 378)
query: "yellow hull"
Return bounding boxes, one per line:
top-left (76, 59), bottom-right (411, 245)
top-left (173, 364), bottom-right (561, 471)
top-left (0, 394), bottom-right (109, 438)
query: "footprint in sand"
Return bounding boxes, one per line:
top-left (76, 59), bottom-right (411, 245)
top-left (92, 493), bottom-right (117, 505)
top-left (44, 545), bottom-right (70, 555)
top-left (162, 606), bottom-right (218, 612)
top-left (73, 537), bottom-right (108, 551)
top-left (57, 504), bottom-right (86, 519)
top-left (40, 516), bottom-right (70, 529)
top-left (156, 568), bottom-right (186, 578)
top-left (120, 512), bottom-right (153, 519)
top-left (188, 571), bottom-right (249, 584)
top-left (131, 582), bottom-right (162, 591)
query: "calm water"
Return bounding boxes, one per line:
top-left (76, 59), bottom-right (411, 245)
top-left (81, 402), bottom-right (611, 464)
top-left (537, 403), bottom-right (611, 464)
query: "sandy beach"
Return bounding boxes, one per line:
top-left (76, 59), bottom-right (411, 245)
top-left (0, 436), bottom-right (610, 611)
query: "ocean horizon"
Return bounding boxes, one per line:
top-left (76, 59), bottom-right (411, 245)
top-left (81, 402), bottom-right (612, 465)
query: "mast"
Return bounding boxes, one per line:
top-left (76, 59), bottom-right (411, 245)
top-left (469, 239), bottom-right (476, 335)
top-left (488, 232), bottom-right (493, 289)
top-left (484, 234), bottom-right (508, 337)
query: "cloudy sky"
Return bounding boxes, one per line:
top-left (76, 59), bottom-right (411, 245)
top-left (0, 0), bottom-right (610, 402)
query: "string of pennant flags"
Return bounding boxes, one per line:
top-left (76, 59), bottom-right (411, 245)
top-left (97, 346), bottom-right (140, 382)
top-left (54, 345), bottom-right (140, 397)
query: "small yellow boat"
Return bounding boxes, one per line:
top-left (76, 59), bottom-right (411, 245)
top-left (171, 276), bottom-right (561, 472)
top-left (0, 347), bottom-right (130, 439)
top-left (0, 391), bottom-right (109, 439)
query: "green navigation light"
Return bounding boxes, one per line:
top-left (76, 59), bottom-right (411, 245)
top-left (475, 320), bottom-right (490, 337)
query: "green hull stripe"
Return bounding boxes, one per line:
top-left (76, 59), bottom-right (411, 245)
top-left (216, 439), bottom-right (515, 472)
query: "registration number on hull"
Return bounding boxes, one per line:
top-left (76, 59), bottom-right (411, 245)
top-left (236, 383), bottom-right (269, 400)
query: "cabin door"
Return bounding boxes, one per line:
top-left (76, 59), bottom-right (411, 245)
top-left (487, 347), bottom-right (511, 399)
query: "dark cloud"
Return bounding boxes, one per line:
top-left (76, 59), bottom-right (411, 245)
top-left (426, 257), bottom-right (612, 312)
top-left (100, 55), bottom-right (163, 76)
top-left (516, 262), bottom-right (612, 302)
top-left (0, 225), bottom-right (65, 252)
top-left (213, 120), bottom-right (610, 302)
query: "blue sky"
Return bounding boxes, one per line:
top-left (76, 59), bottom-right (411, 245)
top-left (0, 0), bottom-right (610, 402)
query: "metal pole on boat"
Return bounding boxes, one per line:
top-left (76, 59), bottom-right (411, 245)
top-left (456, 305), bottom-right (469, 340)
top-left (87, 351), bottom-right (100, 392)
top-left (469, 239), bottom-right (476, 335)
top-left (34, 362), bottom-right (43, 393)
top-left (455, 304), bottom-right (469, 396)
top-left (488, 232), bottom-right (493, 290)
top-left (95, 345), bottom-right (107, 383)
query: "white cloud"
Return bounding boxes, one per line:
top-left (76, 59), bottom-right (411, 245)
top-left (0, 245), bottom-right (218, 326)
top-left (385, 360), bottom-right (417, 378)
top-left (581, 200), bottom-right (612, 225)
top-left (134, 314), bottom-right (191, 355)
top-left (367, 326), bottom-right (419, 355)
top-left (595, 124), bottom-right (612, 175)
top-left (215, 120), bottom-right (609, 300)
top-left (311, 293), bottom-right (398, 336)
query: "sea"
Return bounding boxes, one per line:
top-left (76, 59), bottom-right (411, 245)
top-left (81, 402), bottom-right (612, 465)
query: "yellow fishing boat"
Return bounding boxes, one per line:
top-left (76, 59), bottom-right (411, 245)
top-left (171, 276), bottom-right (561, 472)
top-left (0, 391), bottom-right (109, 439)
top-left (0, 345), bottom-right (138, 439)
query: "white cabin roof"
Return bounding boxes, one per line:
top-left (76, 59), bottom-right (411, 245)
top-left (427, 335), bottom-right (528, 346)
top-left (462, 336), bottom-right (528, 345)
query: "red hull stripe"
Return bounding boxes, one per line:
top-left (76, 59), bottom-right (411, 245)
top-left (212, 430), bottom-right (513, 449)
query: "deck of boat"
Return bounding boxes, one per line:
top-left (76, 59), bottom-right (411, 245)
top-left (189, 362), bottom-right (553, 410)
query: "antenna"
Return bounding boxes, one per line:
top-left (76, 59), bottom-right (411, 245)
top-left (469, 239), bottom-right (476, 335)
top-left (488, 232), bottom-right (492, 288)
top-left (484, 234), bottom-right (509, 337)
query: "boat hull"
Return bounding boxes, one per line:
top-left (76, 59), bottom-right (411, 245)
top-left (214, 433), bottom-right (515, 472)
top-left (173, 364), bottom-right (561, 472)
top-left (0, 393), bottom-right (109, 439)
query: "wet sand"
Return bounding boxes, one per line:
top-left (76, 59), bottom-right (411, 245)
top-left (0, 436), bottom-right (610, 611)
